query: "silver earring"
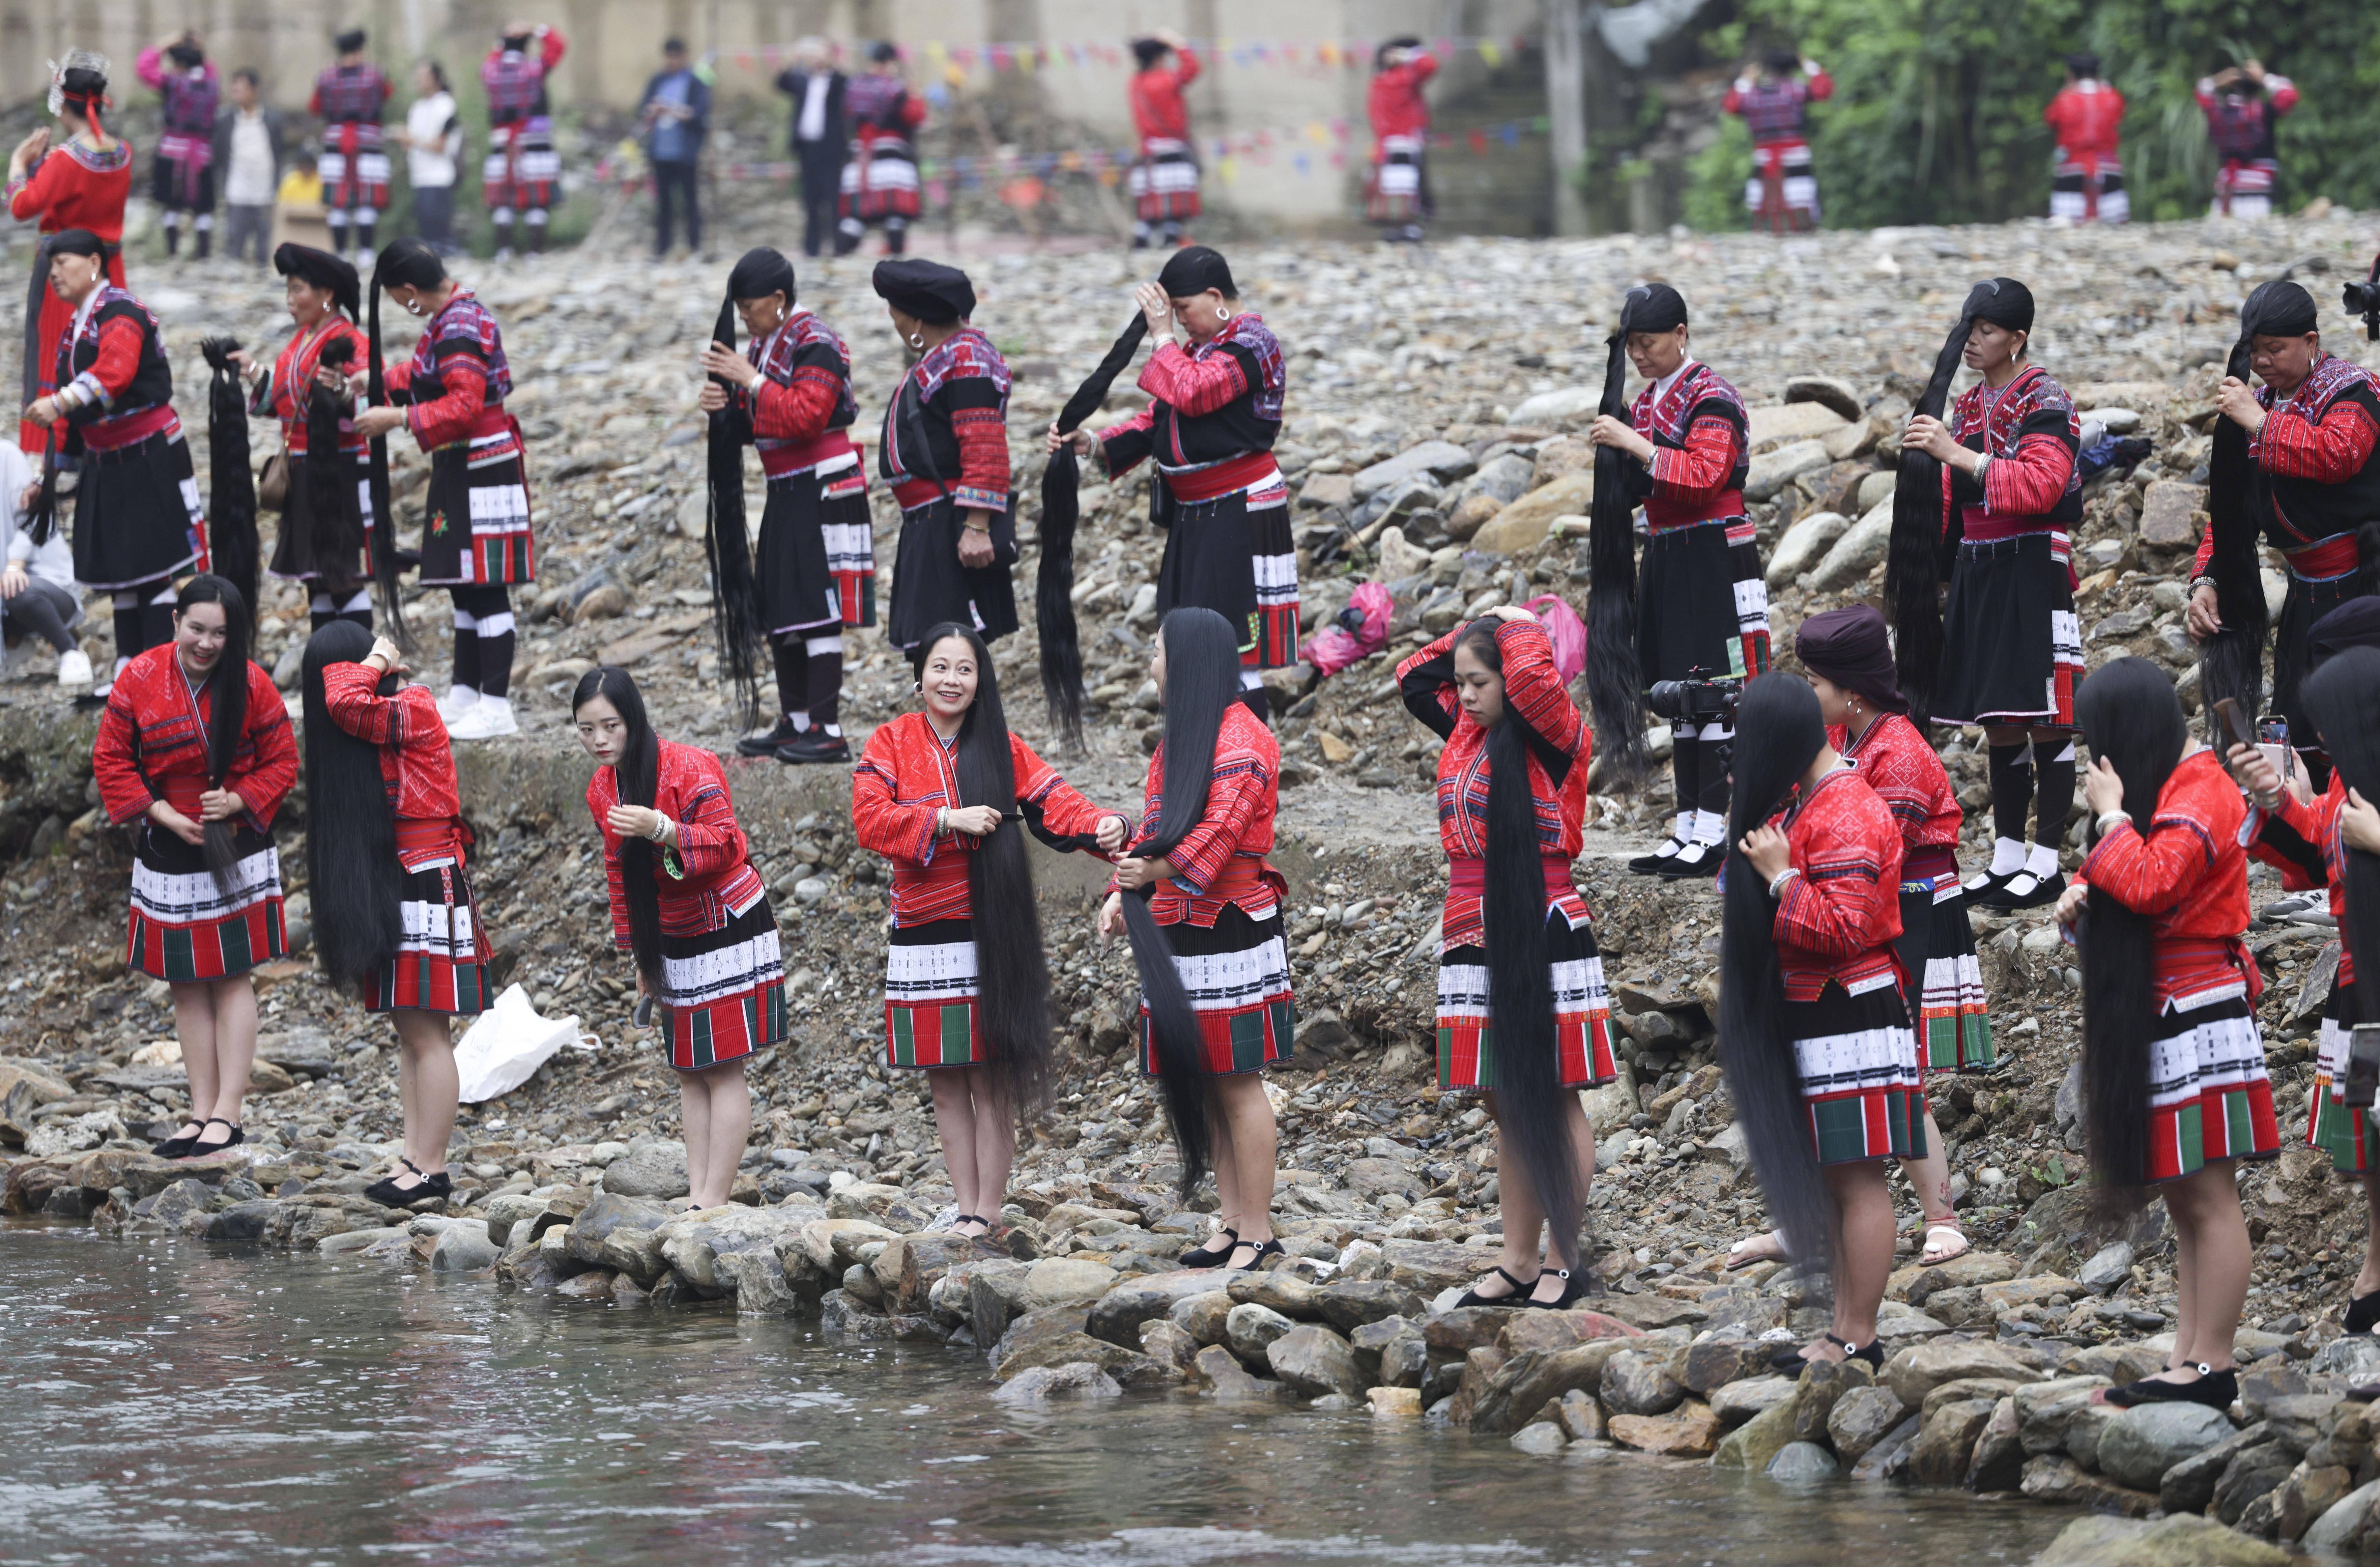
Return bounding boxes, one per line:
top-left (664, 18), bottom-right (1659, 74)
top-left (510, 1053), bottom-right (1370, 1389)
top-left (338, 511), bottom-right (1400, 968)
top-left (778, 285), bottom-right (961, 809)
top-left (907, 331), bottom-right (924, 349)
top-left (1215, 306), bottom-right (1231, 321)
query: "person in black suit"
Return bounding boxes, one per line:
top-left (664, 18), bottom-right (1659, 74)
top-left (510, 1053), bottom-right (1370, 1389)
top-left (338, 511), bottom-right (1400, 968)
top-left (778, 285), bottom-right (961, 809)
top-left (773, 37), bottom-right (847, 258)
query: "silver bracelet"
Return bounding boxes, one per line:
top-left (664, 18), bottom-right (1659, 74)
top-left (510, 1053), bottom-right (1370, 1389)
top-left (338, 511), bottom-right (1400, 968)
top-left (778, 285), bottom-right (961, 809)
top-left (2095, 810), bottom-right (2129, 837)
top-left (1767, 867), bottom-right (1799, 897)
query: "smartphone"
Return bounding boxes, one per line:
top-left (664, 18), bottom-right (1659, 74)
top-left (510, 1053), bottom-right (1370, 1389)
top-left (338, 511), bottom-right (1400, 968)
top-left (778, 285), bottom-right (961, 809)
top-left (634, 995), bottom-right (654, 1028)
top-left (2256, 713), bottom-right (2295, 787)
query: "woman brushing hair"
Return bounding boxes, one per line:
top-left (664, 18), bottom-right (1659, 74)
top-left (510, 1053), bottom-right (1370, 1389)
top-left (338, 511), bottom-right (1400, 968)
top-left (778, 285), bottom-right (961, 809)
top-left (1397, 605), bottom-right (1612, 1307)
top-left (854, 622), bottom-right (1128, 1234)
top-left (2056, 657), bottom-right (2275, 1409)
top-left (698, 245), bottom-right (875, 766)
top-left (302, 620), bottom-right (492, 1206)
top-left (1721, 672), bottom-right (1923, 1367)
top-left (575, 668), bottom-right (787, 1209)
top-left (1888, 278), bottom-right (2084, 912)
top-left (1099, 607), bottom-right (1294, 1265)
top-left (92, 575), bottom-right (295, 1159)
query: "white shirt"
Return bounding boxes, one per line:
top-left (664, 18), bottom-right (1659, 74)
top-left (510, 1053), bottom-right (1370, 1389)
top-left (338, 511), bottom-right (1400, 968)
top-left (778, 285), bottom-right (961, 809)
top-left (0, 441), bottom-right (76, 590)
top-left (1649, 359), bottom-right (1696, 406)
top-left (406, 92), bottom-right (462, 187)
top-left (224, 108), bottom-right (275, 205)
top-left (798, 74), bottom-right (832, 143)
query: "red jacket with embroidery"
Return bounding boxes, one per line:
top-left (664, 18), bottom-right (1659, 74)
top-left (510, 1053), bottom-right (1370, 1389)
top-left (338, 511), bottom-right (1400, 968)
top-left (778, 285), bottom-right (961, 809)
top-left (2188, 356), bottom-right (2380, 582)
top-left (587, 740), bottom-right (765, 943)
top-left (1097, 315), bottom-right (1287, 500)
top-left (384, 290), bottom-right (514, 451)
top-left (853, 711), bottom-right (1117, 927)
top-left (1130, 50), bottom-right (1200, 143)
top-left (877, 325), bottom-right (1010, 514)
top-left (1398, 618), bottom-right (1592, 947)
top-left (733, 309), bottom-right (860, 477)
top-left (1724, 70), bottom-right (1834, 147)
top-left (1115, 702), bottom-right (1286, 927)
top-left (6, 136), bottom-right (133, 243)
top-left (1832, 713), bottom-right (1960, 860)
top-left (2254, 775), bottom-right (2356, 988)
top-left (1625, 362), bottom-right (1749, 531)
top-left (1369, 55), bottom-right (1437, 145)
top-left (2044, 82), bottom-right (2126, 176)
top-left (1773, 766), bottom-right (1904, 1002)
top-left (321, 659), bottom-right (464, 834)
top-left (2077, 749), bottom-right (2257, 1010)
top-left (93, 646), bottom-right (296, 830)
top-left (255, 317), bottom-right (368, 459)
top-left (1940, 365), bottom-right (2082, 542)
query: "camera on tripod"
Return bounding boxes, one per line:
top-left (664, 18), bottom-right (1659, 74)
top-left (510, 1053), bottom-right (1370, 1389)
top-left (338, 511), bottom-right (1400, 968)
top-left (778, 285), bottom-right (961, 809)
top-left (1646, 666), bottom-right (1744, 725)
top-left (2347, 254), bottom-right (2380, 342)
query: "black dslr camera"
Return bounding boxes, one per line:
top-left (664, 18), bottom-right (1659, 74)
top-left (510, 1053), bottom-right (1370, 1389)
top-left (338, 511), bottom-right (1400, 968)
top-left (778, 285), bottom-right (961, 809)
top-left (2347, 254), bottom-right (2380, 342)
top-left (1646, 666), bottom-right (1744, 725)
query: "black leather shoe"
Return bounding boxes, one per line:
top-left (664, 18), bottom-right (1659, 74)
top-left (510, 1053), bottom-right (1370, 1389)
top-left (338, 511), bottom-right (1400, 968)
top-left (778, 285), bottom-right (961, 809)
top-left (1524, 1268), bottom-right (1587, 1310)
top-left (149, 1121), bottom-right (205, 1160)
top-left (2102, 1364), bottom-right (2235, 1410)
top-left (1454, 1265), bottom-right (1538, 1308)
top-left (2348, 1289), bottom-right (2380, 1337)
top-left (778, 731), bottom-right (851, 765)
top-left (1975, 869), bottom-right (2064, 911)
top-left (737, 717), bottom-right (798, 758)
top-left (1654, 841), bottom-right (1724, 879)
top-left (184, 1118), bottom-right (243, 1157)
top-left (1627, 838), bottom-right (1688, 875)
top-left (1177, 1227), bottom-right (1239, 1267)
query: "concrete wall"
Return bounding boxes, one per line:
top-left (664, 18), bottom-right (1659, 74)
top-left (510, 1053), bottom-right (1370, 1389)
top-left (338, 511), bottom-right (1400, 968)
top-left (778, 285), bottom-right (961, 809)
top-left (1, 0), bottom-right (1554, 230)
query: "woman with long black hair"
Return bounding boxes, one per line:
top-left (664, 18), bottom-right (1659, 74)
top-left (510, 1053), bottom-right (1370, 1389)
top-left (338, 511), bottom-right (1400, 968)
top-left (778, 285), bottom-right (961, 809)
top-left (91, 575), bottom-right (294, 1159)
top-left (2056, 657), bottom-right (2275, 1409)
top-left (697, 245), bottom-right (874, 766)
top-left (854, 623), bottom-right (1127, 1233)
top-left (226, 244), bottom-right (374, 634)
top-left (1397, 606), bottom-right (1611, 1307)
top-left (304, 621), bottom-right (493, 1207)
top-left (351, 237), bottom-right (533, 740)
top-left (1720, 673), bottom-right (1922, 1367)
top-left (1098, 607), bottom-right (1294, 1267)
top-left (1887, 278), bottom-right (2084, 912)
top-left (575, 668), bottom-right (785, 1210)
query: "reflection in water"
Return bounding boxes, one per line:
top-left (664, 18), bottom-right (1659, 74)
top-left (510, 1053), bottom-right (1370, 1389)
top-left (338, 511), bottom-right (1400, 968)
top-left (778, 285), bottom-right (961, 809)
top-left (0, 1223), bottom-right (2075, 1566)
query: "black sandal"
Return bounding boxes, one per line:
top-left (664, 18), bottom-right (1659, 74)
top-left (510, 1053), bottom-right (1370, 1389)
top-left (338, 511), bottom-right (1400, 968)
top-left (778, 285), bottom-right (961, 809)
top-left (149, 1121), bottom-right (205, 1160)
top-left (1178, 1227), bottom-right (1239, 1267)
top-left (185, 1118), bottom-right (243, 1157)
top-left (2102, 1363), bottom-right (2236, 1411)
top-left (1455, 1265), bottom-right (1539, 1308)
top-left (1524, 1268), bottom-right (1586, 1310)
top-left (1226, 1237), bottom-right (1285, 1271)
top-left (364, 1158), bottom-right (449, 1209)
top-left (1771, 1333), bottom-right (1883, 1373)
top-left (2348, 1290), bottom-right (2380, 1337)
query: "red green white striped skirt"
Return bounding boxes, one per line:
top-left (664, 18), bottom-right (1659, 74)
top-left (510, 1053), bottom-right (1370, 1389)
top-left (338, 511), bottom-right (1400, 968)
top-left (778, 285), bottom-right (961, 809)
top-left (656, 898), bottom-right (786, 1072)
top-left (1790, 979), bottom-right (1926, 1165)
top-left (1897, 874), bottom-right (1994, 1073)
top-left (2306, 982), bottom-right (2370, 1174)
top-left (884, 918), bottom-right (984, 1070)
top-left (369, 856), bottom-right (492, 1014)
top-left (2147, 991), bottom-right (2279, 1181)
top-left (421, 433), bottom-right (535, 587)
top-left (1435, 910), bottom-right (1617, 1092)
top-left (1139, 904), bottom-right (1295, 1077)
top-left (126, 823), bottom-right (286, 982)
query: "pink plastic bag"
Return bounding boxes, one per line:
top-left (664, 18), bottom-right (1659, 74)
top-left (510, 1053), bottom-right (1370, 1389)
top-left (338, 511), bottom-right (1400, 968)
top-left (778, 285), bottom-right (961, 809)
top-left (1304, 581), bottom-right (1397, 678)
top-left (1526, 594), bottom-right (1588, 683)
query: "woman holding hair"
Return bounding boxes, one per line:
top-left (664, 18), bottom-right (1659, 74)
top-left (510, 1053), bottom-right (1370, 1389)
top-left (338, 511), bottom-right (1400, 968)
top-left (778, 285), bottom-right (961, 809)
top-left (2056, 657), bottom-right (2276, 1408)
top-left (576, 668), bottom-right (786, 1210)
top-left (303, 621), bottom-right (491, 1205)
top-left (1721, 672), bottom-right (1924, 1367)
top-left (1397, 606), bottom-right (1612, 1307)
top-left (872, 258), bottom-right (1017, 661)
top-left (699, 246), bottom-right (874, 766)
top-left (92, 576), bottom-right (294, 1158)
top-left (853, 622), bottom-right (1127, 1233)
top-left (1100, 607), bottom-right (1294, 1267)
top-left (1049, 246), bottom-right (1293, 720)
top-left (353, 237), bottom-right (534, 739)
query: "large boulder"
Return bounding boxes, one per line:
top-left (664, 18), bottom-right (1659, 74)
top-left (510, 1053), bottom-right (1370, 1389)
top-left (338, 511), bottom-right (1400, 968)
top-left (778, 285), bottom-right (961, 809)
top-left (1743, 439), bottom-right (1831, 504)
top-left (2031, 1514), bottom-right (2289, 1566)
top-left (1765, 510), bottom-right (1852, 588)
top-left (1600, 1347), bottom-right (1686, 1416)
top-left (1829, 1384), bottom-right (1911, 1464)
top-left (1606, 1401), bottom-right (1722, 1457)
top-left (1381, 1241), bottom-right (1493, 1297)
top-left (1909, 1397), bottom-right (1999, 1487)
top-left (1266, 1325), bottom-right (1365, 1399)
top-left (1471, 474), bottom-right (1592, 557)
top-left (1470, 1340), bottom-right (1633, 1435)
top-left (1508, 387), bottom-right (1601, 426)
top-left (1886, 1339), bottom-right (2047, 1409)
top-left (599, 1142), bottom-right (689, 1199)
top-left (1310, 1279), bottom-right (1424, 1336)
top-left (1807, 501), bottom-right (1894, 591)
top-left (1353, 441), bottom-right (1476, 500)
top-left (1224, 1302), bottom-right (1297, 1365)
top-left (2140, 480), bottom-right (2211, 552)
top-left (1085, 1266), bottom-right (1245, 1348)
top-left (1747, 403), bottom-right (1849, 448)
top-left (872, 1231), bottom-right (1012, 1316)
top-left (2097, 1402), bottom-right (2237, 1491)
top-left (1784, 375), bottom-right (1865, 423)
top-left (561, 1191), bottom-right (672, 1266)
top-left (1020, 1257), bottom-right (1119, 1312)
top-left (1712, 1386), bottom-right (1805, 1471)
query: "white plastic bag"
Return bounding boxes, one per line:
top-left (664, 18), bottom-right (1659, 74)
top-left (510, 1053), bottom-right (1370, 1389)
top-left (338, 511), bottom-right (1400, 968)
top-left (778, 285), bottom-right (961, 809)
top-left (453, 984), bottom-right (585, 1103)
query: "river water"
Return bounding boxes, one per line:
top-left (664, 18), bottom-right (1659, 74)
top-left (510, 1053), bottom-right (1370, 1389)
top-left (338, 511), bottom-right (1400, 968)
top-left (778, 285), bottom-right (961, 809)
top-left (0, 1221), bottom-right (2089, 1566)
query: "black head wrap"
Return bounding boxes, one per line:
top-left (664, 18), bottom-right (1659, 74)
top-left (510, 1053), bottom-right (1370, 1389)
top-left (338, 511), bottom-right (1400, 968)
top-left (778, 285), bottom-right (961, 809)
top-left (48, 228), bottom-right (107, 259)
top-left (1132, 38), bottom-right (1170, 69)
top-left (275, 243), bottom-right (362, 320)
top-left (1624, 282), bottom-right (1688, 335)
top-left (168, 42), bottom-right (204, 68)
top-left (1795, 606), bottom-right (1908, 712)
top-left (335, 28), bottom-right (367, 54)
top-left (727, 246), bottom-right (796, 306)
top-left (1974, 278), bottom-right (2035, 335)
top-left (1157, 245), bottom-right (1236, 300)
top-left (2066, 53), bottom-right (2102, 79)
top-left (870, 41), bottom-right (900, 65)
top-left (2312, 598), bottom-right (2380, 667)
top-left (871, 258), bottom-right (974, 324)
top-left (1764, 49), bottom-right (1801, 75)
top-left (2245, 280), bottom-right (2320, 339)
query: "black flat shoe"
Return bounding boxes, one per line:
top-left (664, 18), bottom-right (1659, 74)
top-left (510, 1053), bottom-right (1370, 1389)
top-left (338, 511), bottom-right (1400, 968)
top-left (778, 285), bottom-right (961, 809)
top-left (2350, 1290), bottom-right (2380, 1337)
top-left (1627, 838), bottom-right (1688, 875)
top-left (1455, 1265), bottom-right (1539, 1308)
top-left (184, 1118), bottom-right (243, 1158)
top-left (1177, 1227), bottom-right (1239, 1267)
top-left (1960, 868), bottom-right (2013, 907)
top-left (1524, 1268), bottom-right (1587, 1310)
top-left (364, 1158), bottom-right (451, 1208)
top-left (2102, 1364), bottom-right (2236, 1410)
top-left (737, 717), bottom-right (798, 758)
top-left (1225, 1237), bottom-right (1286, 1271)
top-left (1654, 842), bottom-right (1724, 879)
top-left (1975, 869), bottom-right (2064, 911)
top-left (149, 1121), bottom-right (205, 1160)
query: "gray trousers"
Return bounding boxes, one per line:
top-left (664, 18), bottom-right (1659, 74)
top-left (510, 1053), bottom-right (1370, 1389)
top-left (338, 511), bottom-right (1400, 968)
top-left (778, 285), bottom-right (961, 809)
top-left (4, 578), bottom-right (82, 652)
top-left (223, 204), bottom-right (273, 265)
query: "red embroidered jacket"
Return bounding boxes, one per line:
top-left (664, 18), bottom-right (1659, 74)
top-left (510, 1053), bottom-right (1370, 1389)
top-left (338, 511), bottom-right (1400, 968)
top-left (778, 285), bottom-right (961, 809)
top-left (1097, 315), bottom-right (1286, 501)
top-left (384, 289), bottom-right (515, 451)
top-left (852, 711), bottom-right (1118, 927)
top-left (878, 325), bottom-right (1009, 514)
top-left (2254, 775), bottom-right (2356, 989)
top-left (6, 136), bottom-right (133, 244)
top-left (1773, 765), bottom-right (1905, 1003)
top-left (587, 740), bottom-right (765, 942)
top-left (1724, 69), bottom-right (1834, 148)
top-left (255, 317), bottom-right (367, 460)
top-left (1940, 365), bottom-right (2082, 547)
top-left (2044, 81), bottom-right (2126, 178)
top-left (1130, 49), bottom-right (1200, 144)
top-left (1115, 702), bottom-right (1286, 927)
top-left (1625, 362), bottom-right (1749, 531)
top-left (1369, 54), bottom-right (1437, 145)
top-left (734, 309), bottom-right (861, 479)
top-left (1398, 618), bottom-right (1592, 947)
top-left (321, 662), bottom-right (467, 869)
top-left (1832, 713), bottom-right (1960, 860)
top-left (55, 285), bottom-right (181, 453)
top-left (2188, 356), bottom-right (2380, 585)
top-left (94, 646), bottom-right (296, 831)
top-left (2077, 749), bottom-right (2257, 1010)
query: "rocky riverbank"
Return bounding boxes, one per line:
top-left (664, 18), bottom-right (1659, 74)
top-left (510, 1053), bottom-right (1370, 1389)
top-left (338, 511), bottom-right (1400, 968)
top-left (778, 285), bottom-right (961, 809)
top-left (5, 212), bottom-right (2380, 1563)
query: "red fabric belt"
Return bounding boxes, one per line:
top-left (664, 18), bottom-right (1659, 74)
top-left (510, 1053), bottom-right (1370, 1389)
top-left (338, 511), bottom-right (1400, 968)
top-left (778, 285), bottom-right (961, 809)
top-left (1447, 854), bottom-right (1573, 905)
top-left (1160, 451), bottom-right (1281, 504)
top-left (1959, 511), bottom-right (2064, 545)
top-left (82, 404), bottom-right (179, 453)
top-left (1643, 494), bottom-right (1746, 534)
top-left (760, 429), bottom-right (859, 479)
top-left (891, 477), bottom-right (947, 511)
top-left (2283, 533), bottom-right (2361, 581)
top-left (394, 816), bottom-right (466, 858)
top-left (1902, 845), bottom-right (1959, 885)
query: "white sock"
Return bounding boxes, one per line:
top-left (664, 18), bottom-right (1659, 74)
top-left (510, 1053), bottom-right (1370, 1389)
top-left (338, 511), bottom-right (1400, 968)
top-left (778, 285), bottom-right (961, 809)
top-left (478, 695), bottom-right (512, 720)
top-left (1690, 809), bottom-right (1727, 845)
top-left (1670, 812), bottom-right (1692, 845)
top-left (1989, 836), bottom-right (2026, 877)
top-left (2024, 842), bottom-right (2061, 879)
top-left (822, 723), bottom-right (843, 738)
top-left (787, 710), bottom-right (813, 733)
top-left (446, 685), bottom-right (480, 709)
